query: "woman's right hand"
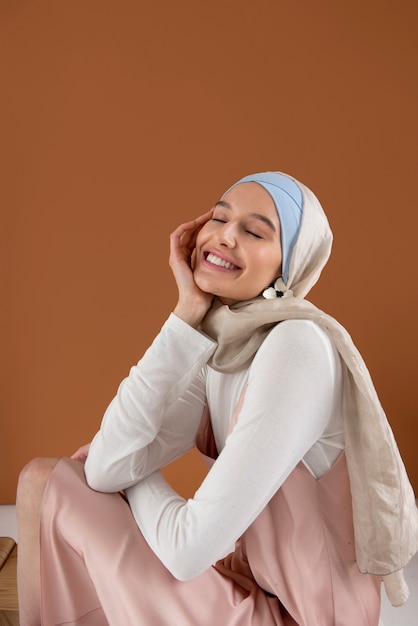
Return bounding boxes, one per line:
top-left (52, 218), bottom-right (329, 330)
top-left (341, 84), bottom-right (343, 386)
top-left (169, 210), bottom-right (214, 327)
top-left (71, 443), bottom-right (91, 464)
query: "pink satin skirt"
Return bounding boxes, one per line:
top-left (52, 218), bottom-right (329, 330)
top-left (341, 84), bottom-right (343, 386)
top-left (40, 458), bottom-right (286, 626)
top-left (40, 456), bottom-right (381, 625)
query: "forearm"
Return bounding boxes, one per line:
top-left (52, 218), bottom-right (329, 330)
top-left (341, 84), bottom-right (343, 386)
top-left (85, 314), bottom-right (216, 492)
top-left (126, 321), bottom-right (341, 580)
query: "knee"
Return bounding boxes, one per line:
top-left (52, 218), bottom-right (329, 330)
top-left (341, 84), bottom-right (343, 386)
top-left (17, 457), bottom-right (61, 511)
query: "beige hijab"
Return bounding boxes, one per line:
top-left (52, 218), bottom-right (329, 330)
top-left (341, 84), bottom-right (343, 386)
top-left (200, 175), bottom-right (418, 606)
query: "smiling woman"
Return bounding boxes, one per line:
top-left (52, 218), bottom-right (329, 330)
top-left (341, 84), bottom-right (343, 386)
top-left (16, 172), bottom-right (418, 626)
top-left (193, 183), bottom-right (283, 306)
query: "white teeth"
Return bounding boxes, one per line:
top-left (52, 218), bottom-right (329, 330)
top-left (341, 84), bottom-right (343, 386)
top-left (206, 253), bottom-right (238, 270)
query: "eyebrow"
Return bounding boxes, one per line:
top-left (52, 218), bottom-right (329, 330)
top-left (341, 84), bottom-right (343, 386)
top-left (215, 200), bottom-right (277, 233)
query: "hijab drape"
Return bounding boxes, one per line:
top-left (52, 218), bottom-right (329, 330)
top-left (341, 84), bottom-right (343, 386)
top-left (200, 174), bottom-right (418, 606)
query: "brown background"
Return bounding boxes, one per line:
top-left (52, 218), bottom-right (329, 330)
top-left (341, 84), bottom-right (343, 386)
top-left (1, 0), bottom-right (417, 503)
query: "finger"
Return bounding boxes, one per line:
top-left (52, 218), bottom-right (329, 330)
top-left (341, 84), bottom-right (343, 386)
top-left (72, 455), bottom-right (87, 464)
top-left (171, 209), bottom-right (213, 240)
top-left (194, 208), bottom-right (214, 225)
top-left (170, 210), bottom-right (214, 256)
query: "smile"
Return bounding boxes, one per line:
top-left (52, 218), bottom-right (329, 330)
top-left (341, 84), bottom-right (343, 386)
top-left (204, 252), bottom-right (240, 270)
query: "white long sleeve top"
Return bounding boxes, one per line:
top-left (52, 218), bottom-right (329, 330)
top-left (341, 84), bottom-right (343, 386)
top-left (85, 313), bottom-right (344, 581)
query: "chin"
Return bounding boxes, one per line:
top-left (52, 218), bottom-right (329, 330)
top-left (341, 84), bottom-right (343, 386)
top-left (217, 297), bottom-right (240, 306)
top-left (193, 272), bottom-right (217, 295)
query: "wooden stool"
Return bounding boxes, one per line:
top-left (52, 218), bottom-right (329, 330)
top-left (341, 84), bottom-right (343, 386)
top-left (0, 537), bottom-right (19, 626)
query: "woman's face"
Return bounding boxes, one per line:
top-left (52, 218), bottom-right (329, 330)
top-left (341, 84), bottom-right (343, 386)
top-left (194, 182), bottom-right (282, 305)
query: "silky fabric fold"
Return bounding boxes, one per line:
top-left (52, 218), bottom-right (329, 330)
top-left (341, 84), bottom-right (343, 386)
top-left (200, 173), bottom-right (418, 607)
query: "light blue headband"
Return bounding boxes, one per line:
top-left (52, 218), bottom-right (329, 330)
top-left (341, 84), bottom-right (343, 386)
top-left (224, 172), bottom-right (303, 284)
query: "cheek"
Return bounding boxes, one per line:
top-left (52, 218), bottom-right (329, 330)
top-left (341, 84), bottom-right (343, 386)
top-left (195, 222), bottom-right (217, 255)
top-left (195, 222), bottom-right (211, 246)
top-left (256, 249), bottom-right (282, 279)
top-left (194, 232), bottom-right (204, 263)
top-left (194, 227), bottom-right (211, 267)
top-left (195, 231), bottom-right (203, 250)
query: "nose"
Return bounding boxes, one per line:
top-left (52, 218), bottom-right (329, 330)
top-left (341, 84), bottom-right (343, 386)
top-left (217, 221), bottom-right (237, 247)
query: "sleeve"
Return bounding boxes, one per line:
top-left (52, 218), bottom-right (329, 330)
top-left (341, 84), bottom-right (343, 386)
top-left (84, 313), bottom-right (217, 493)
top-left (125, 320), bottom-right (342, 581)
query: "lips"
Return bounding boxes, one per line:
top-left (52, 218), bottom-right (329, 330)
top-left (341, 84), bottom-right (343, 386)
top-left (203, 251), bottom-right (241, 271)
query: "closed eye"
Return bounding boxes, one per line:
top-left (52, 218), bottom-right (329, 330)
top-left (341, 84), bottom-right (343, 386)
top-left (212, 217), bottom-right (263, 238)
